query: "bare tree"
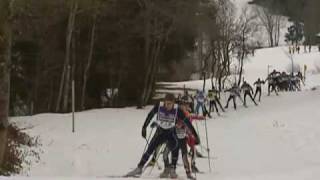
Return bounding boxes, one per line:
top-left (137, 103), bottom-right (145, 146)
top-left (56, 0), bottom-right (78, 112)
top-left (138, 0), bottom-right (185, 107)
top-left (210, 0), bottom-right (236, 90)
top-left (254, 3), bottom-right (283, 47)
top-left (81, 12), bottom-right (97, 110)
top-left (236, 7), bottom-right (257, 85)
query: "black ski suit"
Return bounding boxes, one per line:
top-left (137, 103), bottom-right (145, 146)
top-left (138, 102), bottom-right (199, 170)
top-left (267, 71), bottom-right (280, 96)
top-left (241, 83), bottom-right (257, 106)
top-left (208, 89), bottom-right (224, 114)
top-left (225, 86), bottom-right (241, 110)
top-left (253, 79), bottom-right (265, 102)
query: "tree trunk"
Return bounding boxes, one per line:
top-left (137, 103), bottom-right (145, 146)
top-left (138, 9), bottom-right (152, 108)
top-left (268, 28), bottom-right (274, 47)
top-left (238, 31), bottom-right (246, 86)
top-left (62, 66), bottom-right (71, 112)
top-left (56, 0), bottom-right (78, 112)
top-left (0, 0), bottom-right (12, 169)
top-left (81, 14), bottom-right (96, 110)
top-left (144, 39), bottom-right (161, 104)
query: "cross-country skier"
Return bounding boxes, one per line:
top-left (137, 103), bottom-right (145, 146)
top-left (224, 84), bottom-right (242, 110)
top-left (253, 78), bottom-right (265, 102)
top-left (160, 100), bottom-right (201, 180)
top-left (126, 93), bottom-right (199, 178)
top-left (266, 70), bottom-right (280, 96)
top-left (182, 90), bottom-right (195, 113)
top-left (207, 87), bottom-right (225, 116)
top-left (194, 90), bottom-right (211, 118)
top-left (241, 81), bottom-right (258, 107)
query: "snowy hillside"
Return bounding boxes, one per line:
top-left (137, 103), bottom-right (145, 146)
top-left (7, 82), bottom-right (320, 180)
top-left (4, 46), bottom-right (320, 180)
top-left (157, 46), bottom-right (320, 96)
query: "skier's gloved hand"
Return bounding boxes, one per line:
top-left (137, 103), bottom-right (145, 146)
top-left (150, 122), bottom-right (158, 128)
top-left (142, 128), bottom-right (147, 139)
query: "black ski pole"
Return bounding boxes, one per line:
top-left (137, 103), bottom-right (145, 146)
top-left (142, 127), bottom-right (155, 156)
top-left (148, 143), bottom-right (166, 175)
top-left (203, 116), bottom-right (212, 172)
top-left (193, 147), bottom-right (198, 179)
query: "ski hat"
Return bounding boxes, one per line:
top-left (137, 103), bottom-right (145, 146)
top-left (164, 93), bottom-right (175, 102)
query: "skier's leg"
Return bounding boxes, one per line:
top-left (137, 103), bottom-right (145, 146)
top-left (201, 103), bottom-right (205, 116)
top-left (209, 101), bottom-right (213, 114)
top-left (168, 133), bottom-right (179, 178)
top-left (180, 138), bottom-right (193, 178)
top-left (203, 104), bottom-right (211, 118)
top-left (162, 144), bottom-right (170, 169)
top-left (258, 88), bottom-right (262, 101)
top-left (254, 88), bottom-right (258, 99)
top-left (195, 103), bottom-right (200, 115)
top-left (274, 85), bottom-right (279, 95)
top-left (190, 102), bottom-right (195, 113)
top-left (159, 144), bottom-right (171, 178)
top-left (216, 98), bottom-right (225, 112)
top-left (147, 143), bottom-right (161, 166)
top-left (244, 93), bottom-right (247, 106)
top-left (138, 132), bottom-right (166, 168)
top-left (127, 131), bottom-right (166, 177)
top-left (249, 93), bottom-right (258, 105)
top-left (143, 129), bottom-right (160, 165)
top-left (225, 96), bottom-right (232, 108)
top-left (211, 100), bottom-right (217, 113)
top-left (233, 96), bottom-right (237, 110)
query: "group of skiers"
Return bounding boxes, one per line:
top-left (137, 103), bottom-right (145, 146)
top-left (126, 93), bottom-right (202, 180)
top-left (266, 69), bottom-right (303, 94)
top-left (125, 69), bottom-right (304, 179)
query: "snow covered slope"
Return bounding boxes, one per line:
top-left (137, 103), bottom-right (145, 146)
top-left (5, 46), bottom-right (320, 179)
top-left (156, 46), bottom-right (320, 97)
top-left (7, 85), bottom-right (320, 180)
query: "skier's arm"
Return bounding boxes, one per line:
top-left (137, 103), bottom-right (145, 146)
top-left (141, 103), bottom-right (159, 139)
top-left (142, 103), bottom-right (159, 129)
top-left (177, 110), bottom-right (200, 143)
top-left (190, 114), bottom-right (205, 121)
top-left (183, 118), bottom-right (200, 144)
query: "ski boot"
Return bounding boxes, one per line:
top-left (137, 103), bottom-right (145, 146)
top-left (186, 172), bottom-right (196, 180)
top-left (160, 167), bottom-right (170, 178)
top-left (125, 167), bottom-right (142, 177)
top-left (169, 167), bottom-right (178, 179)
top-left (191, 164), bottom-right (200, 173)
